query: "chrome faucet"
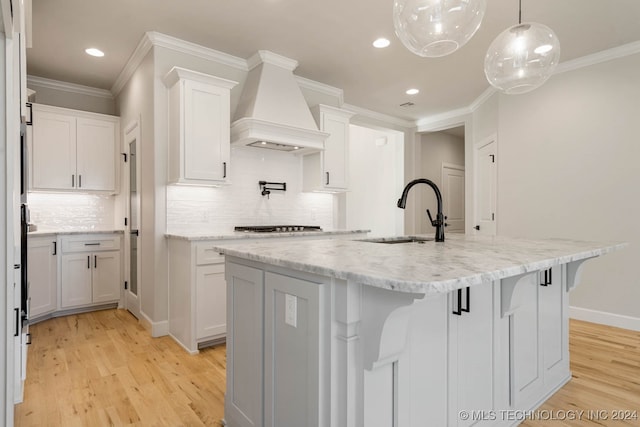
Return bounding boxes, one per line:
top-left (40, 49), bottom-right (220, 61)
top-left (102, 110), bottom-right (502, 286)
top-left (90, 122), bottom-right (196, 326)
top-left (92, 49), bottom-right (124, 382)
top-left (397, 178), bottom-right (445, 242)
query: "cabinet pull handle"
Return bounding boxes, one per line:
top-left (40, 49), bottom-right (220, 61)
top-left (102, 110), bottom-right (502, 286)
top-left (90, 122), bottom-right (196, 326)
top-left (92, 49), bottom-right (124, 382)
top-left (79, 174), bottom-right (82, 188)
top-left (14, 308), bottom-right (20, 337)
top-left (452, 288), bottom-right (463, 315)
top-left (223, 162), bottom-right (227, 178)
top-left (84, 243), bottom-right (100, 246)
top-left (94, 255), bottom-right (97, 269)
top-left (26, 102), bottom-right (33, 125)
top-left (52, 241), bottom-right (57, 256)
top-left (87, 256), bottom-right (90, 269)
top-left (26, 333), bottom-right (31, 345)
top-left (72, 174), bottom-right (75, 187)
top-left (540, 268), bottom-right (552, 286)
top-left (326, 172), bottom-right (330, 185)
top-left (461, 287), bottom-right (470, 313)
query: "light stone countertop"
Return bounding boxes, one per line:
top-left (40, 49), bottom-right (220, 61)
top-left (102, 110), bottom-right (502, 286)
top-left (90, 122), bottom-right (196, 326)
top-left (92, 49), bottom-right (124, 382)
top-left (28, 229), bottom-right (124, 238)
top-left (213, 234), bottom-right (626, 296)
top-left (165, 229), bottom-right (370, 241)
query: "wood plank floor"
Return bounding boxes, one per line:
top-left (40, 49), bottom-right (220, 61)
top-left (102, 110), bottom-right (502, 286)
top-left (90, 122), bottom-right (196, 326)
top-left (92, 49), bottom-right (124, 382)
top-left (15, 310), bottom-right (640, 426)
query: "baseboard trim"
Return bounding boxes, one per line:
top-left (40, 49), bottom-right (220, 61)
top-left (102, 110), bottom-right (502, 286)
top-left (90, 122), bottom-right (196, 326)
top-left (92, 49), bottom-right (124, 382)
top-left (569, 306), bottom-right (640, 331)
top-left (139, 311), bottom-right (169, 337)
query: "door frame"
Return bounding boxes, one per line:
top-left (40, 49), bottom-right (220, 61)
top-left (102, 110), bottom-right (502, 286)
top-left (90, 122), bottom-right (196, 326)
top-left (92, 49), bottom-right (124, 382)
top-left (123, 118), bottom-right (141, 319)
top-left (473, 134), bottom-right (498, 236)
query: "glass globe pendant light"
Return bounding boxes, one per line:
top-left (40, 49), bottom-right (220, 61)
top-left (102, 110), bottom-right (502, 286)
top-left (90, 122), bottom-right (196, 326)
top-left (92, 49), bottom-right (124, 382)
top-left (393, 0), bottom-right (487, 58)
top-left (484, 0), bottom-right (560, 94)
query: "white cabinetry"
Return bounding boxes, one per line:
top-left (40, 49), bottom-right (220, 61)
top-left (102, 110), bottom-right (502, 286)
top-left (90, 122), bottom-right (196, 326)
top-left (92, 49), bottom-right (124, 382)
top-left (303, 105), bottom-right (354, 192)
top-left (164, 67), bottom-right (238, 185)
top-left (504, 266), bottom-right (568, 408)
top-left (27, 235), bottom-right (57, 318)
top-left (168, 239), bottom-right (227, 353)
top-left (30, 103), bottom-right (119, 192)
top-left (60, 234), bottom-right (122, 309)
top-left (448, 283), bottom-right (495, 427)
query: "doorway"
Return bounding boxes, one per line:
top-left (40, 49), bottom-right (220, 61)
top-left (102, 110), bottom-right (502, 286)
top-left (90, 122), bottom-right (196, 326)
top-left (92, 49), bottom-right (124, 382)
top-left (419, 126), bottom-right (465, 235)
top-left (124, 120), bottom-right (141, 319)
top-left (473, 136), bottom-right (497, 236)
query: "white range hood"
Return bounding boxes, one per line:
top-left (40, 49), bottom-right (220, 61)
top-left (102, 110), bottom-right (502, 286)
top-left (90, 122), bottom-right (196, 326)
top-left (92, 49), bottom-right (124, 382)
top-left (231, 51), bottom-right (328, 153)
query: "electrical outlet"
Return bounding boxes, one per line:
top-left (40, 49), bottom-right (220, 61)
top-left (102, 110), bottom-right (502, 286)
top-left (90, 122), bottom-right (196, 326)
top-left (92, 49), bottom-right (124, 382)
top-left (285, 293), bottom-right (297, 327)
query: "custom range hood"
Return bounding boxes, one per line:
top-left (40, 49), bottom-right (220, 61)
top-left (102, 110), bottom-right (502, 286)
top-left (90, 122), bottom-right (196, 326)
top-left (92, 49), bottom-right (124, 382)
top-left (231, 51), bottom-right (328, 153)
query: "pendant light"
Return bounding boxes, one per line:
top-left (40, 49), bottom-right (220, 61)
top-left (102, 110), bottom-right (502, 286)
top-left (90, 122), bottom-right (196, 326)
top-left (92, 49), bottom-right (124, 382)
top-left (484, 0), bottom-right (560, 94)
top-left (393, 0), bottom-right (487, 58)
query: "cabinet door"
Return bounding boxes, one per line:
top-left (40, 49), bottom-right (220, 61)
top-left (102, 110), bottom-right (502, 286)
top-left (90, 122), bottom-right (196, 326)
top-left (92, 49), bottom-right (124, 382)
top-left (76, 118), bottom-right (117, 191)
top-left (322, 112), bottom-right (349, 190)
top-left (92, 251), bottom-right (121, 303)
top-left (61, 253), bottom-right (92, 308)
top-left (31, 109), bottom-right (76, 190)
top-left (539, 267), bottom-right (568, 384)
top-left (27, 237), bottom-right (57, 317)
top-left (450, 283), bottom-right (495, 427)
top-left (508, 274), bottom-right (542, 407)
top-left (183, 79), bottom-right (230, 182)
top-left (196, 263), bottom-right (226, 340)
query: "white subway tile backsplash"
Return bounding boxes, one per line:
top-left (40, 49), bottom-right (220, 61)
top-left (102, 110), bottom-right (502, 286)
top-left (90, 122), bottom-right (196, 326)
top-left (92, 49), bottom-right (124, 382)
top-left (28, 193), bottom-right (116, 230)
top-left (167, 148), bottom-right (334, 234)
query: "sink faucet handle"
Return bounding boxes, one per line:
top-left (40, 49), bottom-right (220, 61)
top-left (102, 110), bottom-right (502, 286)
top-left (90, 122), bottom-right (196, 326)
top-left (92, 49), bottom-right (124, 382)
top-left (426, 209), bottom-right (437, 227)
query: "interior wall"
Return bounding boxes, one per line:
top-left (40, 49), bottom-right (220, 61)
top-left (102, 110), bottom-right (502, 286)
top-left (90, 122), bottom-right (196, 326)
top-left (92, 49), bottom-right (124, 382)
top-left (495, 52), bottom-right (640, 324)
top-left (26, 80), bottom-right (115, 115)
top-left (344, 125), bottom-right (404, 237)
top-left (115, 50), bottom-right (157, 326)
top-left (417, 132), bottom-right (464, 235)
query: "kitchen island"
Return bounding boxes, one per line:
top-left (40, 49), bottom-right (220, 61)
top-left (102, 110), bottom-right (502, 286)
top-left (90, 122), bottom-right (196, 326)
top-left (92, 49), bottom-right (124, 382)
top-left (214, 234), bottom-right (623, 427)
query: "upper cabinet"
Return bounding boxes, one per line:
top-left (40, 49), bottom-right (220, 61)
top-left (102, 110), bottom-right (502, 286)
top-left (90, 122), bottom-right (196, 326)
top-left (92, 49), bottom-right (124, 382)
top-left (163, 67), bottom-right (238, 186)
top-left (30, 103), bottom-right (119, 193)
top-left (303, 105), bottom-right (354, 192)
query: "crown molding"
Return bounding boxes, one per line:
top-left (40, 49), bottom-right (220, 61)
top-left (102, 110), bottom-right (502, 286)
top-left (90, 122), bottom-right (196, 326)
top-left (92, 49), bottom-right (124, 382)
top-left (111, 32), bottom-right (155, 96)
top-left (111, 31), bottom-right (249, 95)
top-left (295, 75), bottom-right (344, 105)
top-left (342, 103), bottom-right (415, 129)
top-left (248, 50), bottom-right (298, 71)
top-left (27, 75), bottom-right (114, 99)
top-left (555, 40), bottom-right (640, 75)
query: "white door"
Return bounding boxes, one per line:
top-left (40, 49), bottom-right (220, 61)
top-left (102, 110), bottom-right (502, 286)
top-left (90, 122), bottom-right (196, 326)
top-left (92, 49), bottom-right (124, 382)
top-left (60, 253), bottom-right (92, 308)
top-left (322, 112), bottom-right (349, 190)
top-left (474, 138), bottom-right (497, 235)
top-left (195, 263), bottom-right (226, 339)
top-left (27, 237), bottom-right (57, 317)
top-left (125, 122), bottom-right (141, 319)
top-left (31, 109), bottom-right (76, 190)
top-left (441, 163), bottom-right (465, 233)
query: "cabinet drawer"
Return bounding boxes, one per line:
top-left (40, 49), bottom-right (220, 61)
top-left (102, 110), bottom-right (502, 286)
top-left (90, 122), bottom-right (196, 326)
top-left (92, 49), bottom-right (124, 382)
top-left (61, 234), bottom-right (122, 253)
top-left (196, 243), bottom-right (225, 265)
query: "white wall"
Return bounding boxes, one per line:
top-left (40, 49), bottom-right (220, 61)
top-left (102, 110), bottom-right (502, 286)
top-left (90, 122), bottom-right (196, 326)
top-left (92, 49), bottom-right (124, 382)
top-left (494, 53), bottom-right (640, 326)
top-left (166, 148), bottom-right (334, 234)
top-left (417, 132), bottom-right (465, 235)
top-left (344, 125), bottom-right (404, 237)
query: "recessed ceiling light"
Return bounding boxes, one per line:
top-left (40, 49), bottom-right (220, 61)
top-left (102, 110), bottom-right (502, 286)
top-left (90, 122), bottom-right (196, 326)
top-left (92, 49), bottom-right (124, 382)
top-left (85, 48), bottom-right (105, 57)
top-left (406, 88), bottom-right (420, 95)
top-left (373, 38), bottom-right (390, 48)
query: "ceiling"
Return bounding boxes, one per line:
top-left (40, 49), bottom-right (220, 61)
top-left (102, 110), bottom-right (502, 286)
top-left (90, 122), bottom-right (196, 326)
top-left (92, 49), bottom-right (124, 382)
top-left (27, 0), bottom-right (640, 121)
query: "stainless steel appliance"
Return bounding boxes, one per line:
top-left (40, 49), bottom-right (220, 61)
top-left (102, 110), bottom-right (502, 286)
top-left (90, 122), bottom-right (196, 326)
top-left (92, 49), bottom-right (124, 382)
top-left (234, 225), bottom-right (322, 233)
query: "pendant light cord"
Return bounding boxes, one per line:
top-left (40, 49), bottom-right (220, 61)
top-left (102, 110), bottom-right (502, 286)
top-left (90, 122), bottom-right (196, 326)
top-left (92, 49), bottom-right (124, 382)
top-left (518, 0), bottom-right (522, 24)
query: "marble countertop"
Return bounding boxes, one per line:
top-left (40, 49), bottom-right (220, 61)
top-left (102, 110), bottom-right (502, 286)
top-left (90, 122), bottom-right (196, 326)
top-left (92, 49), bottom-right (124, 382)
top-left (165, 229), bottom-right (370, 241)
top-left (214, 234), bottom-right (625, 296)
top-left (28, 229), bottom-right (124, 237)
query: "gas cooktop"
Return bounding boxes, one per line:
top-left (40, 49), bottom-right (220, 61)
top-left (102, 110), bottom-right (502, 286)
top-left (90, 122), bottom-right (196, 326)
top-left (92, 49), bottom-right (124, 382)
top-left (234, 225), bottom-right (323, 233)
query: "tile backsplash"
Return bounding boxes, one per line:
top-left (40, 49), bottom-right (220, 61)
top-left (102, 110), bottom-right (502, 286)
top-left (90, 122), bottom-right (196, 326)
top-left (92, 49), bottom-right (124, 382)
top-left (167, 148), bottom-right (335, 234)
top-left (28, 193), bottom-right (116, 231)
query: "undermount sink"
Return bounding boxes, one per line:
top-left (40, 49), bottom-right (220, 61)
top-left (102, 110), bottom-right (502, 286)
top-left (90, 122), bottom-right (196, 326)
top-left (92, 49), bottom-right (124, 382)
top-left (359, 236), bottom-right (435, 244)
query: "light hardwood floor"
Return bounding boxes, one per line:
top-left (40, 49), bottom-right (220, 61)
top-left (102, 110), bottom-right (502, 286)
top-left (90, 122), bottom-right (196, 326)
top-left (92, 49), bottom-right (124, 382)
top-left (15, 310), bottom-right (640, 426)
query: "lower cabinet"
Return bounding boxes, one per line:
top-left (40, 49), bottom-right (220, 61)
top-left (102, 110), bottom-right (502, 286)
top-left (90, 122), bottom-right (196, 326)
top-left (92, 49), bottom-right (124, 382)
top-left (449, 282), bottom-right (496, 427)
top-left (60, 234), bottom-right (122, 309)
top-left (505, 266), bottom-right (568, 409)
top-left (27, 236), bottom-right (58, 318)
